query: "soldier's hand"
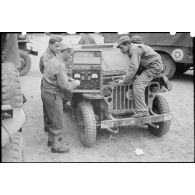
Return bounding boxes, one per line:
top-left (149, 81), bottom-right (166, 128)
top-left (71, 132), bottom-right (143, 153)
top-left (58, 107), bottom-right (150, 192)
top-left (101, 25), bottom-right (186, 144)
top-left (68, 77), bottom-right (74, 82)
top-left (74, 80), bottom-right (80, 87)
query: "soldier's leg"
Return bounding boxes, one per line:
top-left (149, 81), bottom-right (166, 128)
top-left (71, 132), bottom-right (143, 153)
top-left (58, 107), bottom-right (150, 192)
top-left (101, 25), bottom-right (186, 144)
top-left (41, 86), bottom-right (49, 132)
top-left (42, 91), bottom-right (69, 153)
top-left (43, 104), bottom-right (49, 132)
top-left (132, 69), bottom-right (156, 116)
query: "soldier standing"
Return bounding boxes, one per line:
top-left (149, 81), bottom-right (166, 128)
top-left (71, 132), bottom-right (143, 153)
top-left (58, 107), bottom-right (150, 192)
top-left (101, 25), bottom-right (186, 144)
top-left (41, 43), bottom-right (80, 153)
top-left (117, 35), bottom-right (171, 118)
top-left (39, 36), bottom-right (63, 132)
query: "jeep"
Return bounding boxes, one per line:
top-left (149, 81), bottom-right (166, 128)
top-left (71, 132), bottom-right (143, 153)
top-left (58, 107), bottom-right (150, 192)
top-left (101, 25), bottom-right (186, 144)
top-left (71, 44), bottom-right (172, 147)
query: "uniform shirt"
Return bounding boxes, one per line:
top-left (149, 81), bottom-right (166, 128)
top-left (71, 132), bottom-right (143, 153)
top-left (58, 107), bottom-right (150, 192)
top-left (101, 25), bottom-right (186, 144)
top-left (42, 56), bottom-right (76, 96)
top-left (123, 43), bottom-right (164, 82)
top-left (39, 48), bottom-right (55, 74)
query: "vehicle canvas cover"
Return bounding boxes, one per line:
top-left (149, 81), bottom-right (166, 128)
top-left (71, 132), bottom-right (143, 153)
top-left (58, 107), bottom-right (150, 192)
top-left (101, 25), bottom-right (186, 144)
top-left (130, 33), bottom-right (193, 47)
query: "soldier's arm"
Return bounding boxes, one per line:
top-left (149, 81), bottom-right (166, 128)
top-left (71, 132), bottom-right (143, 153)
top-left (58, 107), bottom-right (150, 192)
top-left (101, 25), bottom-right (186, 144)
top-left (123, 47), bottom-right (143, 82)
top-left (39, 55), bottom-right (50, 74)
top-left (57, 65), bottom-right (77, 91)
top-left (39, 56), bottom-right (44, 74)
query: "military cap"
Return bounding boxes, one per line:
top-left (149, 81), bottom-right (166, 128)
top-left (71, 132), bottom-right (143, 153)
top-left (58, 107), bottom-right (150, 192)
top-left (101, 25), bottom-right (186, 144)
top-left (49, 35), bottom-right (63, 44)
top-left (131, 35), bottom-right (144, 44)
top-left (59, 42), bottom-right (73, 52)
top-left (116, 35), bottom-right (131, 48)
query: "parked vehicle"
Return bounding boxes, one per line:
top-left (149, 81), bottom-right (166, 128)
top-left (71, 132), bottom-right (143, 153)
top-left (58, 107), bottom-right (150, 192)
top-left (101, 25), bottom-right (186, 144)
top-left (17, 34), bottom-right (38, 76)
top-left (1, 33), bottom-right (26, 162)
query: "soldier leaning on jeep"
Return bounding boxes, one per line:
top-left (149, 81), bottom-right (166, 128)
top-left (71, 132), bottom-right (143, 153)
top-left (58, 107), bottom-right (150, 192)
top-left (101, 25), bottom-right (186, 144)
top-left (117, 35), bottom-right (172, 118)
top-left (41, 43), bottom-right (80, 153)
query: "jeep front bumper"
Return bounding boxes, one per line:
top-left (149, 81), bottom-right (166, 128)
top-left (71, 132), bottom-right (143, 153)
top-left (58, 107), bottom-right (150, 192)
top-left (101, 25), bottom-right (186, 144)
top-left (101, 113), bottom-right (173, 129)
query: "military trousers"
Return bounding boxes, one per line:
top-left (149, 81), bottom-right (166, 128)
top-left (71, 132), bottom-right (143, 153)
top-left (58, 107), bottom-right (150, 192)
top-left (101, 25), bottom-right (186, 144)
top-left (41, 88), bottom-right (64, 135)
top-left (41, 80), bottom-right (49, 132)
top-left (133, 65), bottom-right (162, 112)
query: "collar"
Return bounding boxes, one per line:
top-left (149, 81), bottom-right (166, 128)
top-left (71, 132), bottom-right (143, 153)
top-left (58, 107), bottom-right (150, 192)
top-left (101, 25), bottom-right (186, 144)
top-left (46, 48), bottom-right (55, 57)
top-left (128, 43), bottom-right (136, 57)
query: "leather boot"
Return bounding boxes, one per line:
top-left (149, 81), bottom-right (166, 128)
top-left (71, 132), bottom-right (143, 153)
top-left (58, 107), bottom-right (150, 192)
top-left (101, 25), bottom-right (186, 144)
top-left (161, 75), bottom-right (172, 91)
top-left (51, 135), bottom-right (70, 153)
top-left (47, 132), bottom-right (53, 147)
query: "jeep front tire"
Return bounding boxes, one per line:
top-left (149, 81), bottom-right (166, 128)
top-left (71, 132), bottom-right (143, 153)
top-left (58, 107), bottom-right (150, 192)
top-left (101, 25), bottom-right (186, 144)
top-left (148, 95), bottom-right (171, 136)
top-left (76, 102), bottom-right (96, 147)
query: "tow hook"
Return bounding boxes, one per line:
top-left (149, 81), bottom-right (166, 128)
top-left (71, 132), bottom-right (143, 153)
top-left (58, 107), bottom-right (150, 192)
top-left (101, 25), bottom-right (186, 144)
top-left (148, 122), bottom-right (159, 128)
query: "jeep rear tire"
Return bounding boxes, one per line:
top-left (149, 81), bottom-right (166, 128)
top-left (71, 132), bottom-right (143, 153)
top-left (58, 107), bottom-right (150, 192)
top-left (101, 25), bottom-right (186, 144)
top-left (2, 131), bottom-right (24, 162)
top-left (18, 49), bottom-right (31, 76)
top-left (76, 102), bottom-right (96, 147)
top-left (2, 62), bottom-right (23, 108)
top-left (148, 95), bottom-right (171, 137)
top-left (160, 53), bottom-right (176, 79)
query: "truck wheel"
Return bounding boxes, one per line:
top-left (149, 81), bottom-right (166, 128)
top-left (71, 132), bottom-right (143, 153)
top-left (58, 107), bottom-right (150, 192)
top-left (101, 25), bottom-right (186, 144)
top-left (148, 95), bottom-right (171, 137)
top-left (2, 131), bottom-right (24, 162)
top-left (2, 62), bottom-right (23, 108)
top-left (76, 102), bottom-right (96, 147)
top-left (18, 49), bottom-right (31, 76)
top-left (160, 53), bottom-right (176, 79)
top-left (176, 65), bottom-right (190, 74)
top-left (10, 131), bottom-right (24, 162)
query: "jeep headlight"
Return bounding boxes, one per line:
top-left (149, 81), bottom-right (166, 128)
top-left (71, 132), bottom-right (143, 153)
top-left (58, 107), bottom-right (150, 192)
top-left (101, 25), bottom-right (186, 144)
top-left (92, 73), bottom-right (98, 79)
top-left (74, 73), bottom-right (81, 79)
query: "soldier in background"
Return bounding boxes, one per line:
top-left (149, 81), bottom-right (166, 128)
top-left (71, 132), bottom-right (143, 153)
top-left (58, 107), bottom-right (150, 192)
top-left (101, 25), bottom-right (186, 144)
top-left (41, 43), bottom-right (80, 153)
top-left (39, 36), bottom-right (62, 132)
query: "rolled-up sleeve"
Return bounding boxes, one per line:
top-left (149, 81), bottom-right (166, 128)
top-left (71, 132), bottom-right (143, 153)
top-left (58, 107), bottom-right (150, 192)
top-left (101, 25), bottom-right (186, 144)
top-left (123, 47), bottom-right (143, 82)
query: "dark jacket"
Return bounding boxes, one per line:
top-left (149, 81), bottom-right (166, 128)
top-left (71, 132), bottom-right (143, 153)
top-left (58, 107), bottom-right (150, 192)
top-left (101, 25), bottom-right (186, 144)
top-left (123, 43), bottom-right (164, 81)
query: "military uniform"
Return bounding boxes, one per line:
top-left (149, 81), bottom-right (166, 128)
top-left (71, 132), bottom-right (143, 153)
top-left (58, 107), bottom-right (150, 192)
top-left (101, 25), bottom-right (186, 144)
top-left (41, 55), bottom-right (77, 152)
top-left (39, 48), bottom-right (55, 74)
top-left (118, 37), bottom-right (164, 116)
top-left (39, 48), bottom-right (56, 132)
top-left (39, 36), bottom-right (63, 132)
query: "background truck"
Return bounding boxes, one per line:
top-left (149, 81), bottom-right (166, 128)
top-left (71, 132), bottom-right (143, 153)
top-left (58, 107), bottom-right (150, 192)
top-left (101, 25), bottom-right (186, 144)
top-left (1, 33), bottom-right (26, 162)
top-left (101, 32), bottom-right (193, 78)
top-left (17, 34), bottom-right (38, 76)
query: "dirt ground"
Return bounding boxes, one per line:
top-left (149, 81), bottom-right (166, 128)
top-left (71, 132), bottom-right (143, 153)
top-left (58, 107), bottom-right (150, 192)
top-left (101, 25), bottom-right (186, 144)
top-left (20, 34), bottom-right (194, 162)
